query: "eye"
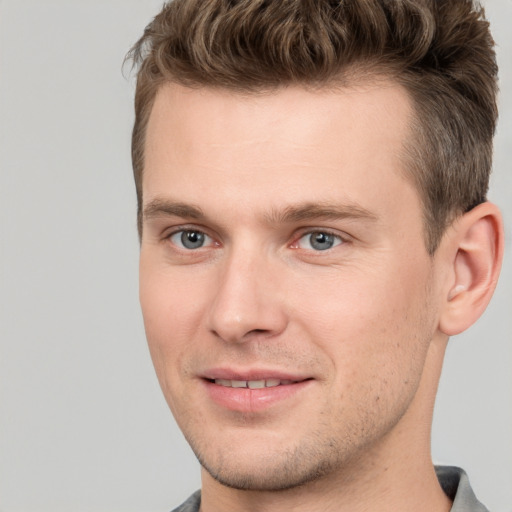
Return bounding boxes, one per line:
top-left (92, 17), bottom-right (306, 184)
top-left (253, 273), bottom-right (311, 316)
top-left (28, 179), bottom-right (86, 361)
top-left (169, 230), bottom-right (213, 250)
top-left (296, 231), bottom-right (343, 251)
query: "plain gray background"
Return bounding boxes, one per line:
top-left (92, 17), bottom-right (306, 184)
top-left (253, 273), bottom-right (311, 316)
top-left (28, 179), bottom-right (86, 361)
top-left (0, 1), bottom-right (510, 511)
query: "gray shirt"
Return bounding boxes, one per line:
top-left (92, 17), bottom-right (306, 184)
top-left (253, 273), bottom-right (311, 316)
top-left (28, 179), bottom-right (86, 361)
top-left (171, 466), bottom-right (488, 512)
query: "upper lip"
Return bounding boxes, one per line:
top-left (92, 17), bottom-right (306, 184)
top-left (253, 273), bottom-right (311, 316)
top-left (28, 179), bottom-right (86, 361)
top-left (201, 368), bottom-right (311, 382)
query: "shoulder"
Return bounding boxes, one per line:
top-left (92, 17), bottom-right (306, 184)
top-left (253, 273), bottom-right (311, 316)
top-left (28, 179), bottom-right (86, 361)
top-left (436, 466), bottom-right (489, 512)
top-left (170, 490), bottom-right (201, 512)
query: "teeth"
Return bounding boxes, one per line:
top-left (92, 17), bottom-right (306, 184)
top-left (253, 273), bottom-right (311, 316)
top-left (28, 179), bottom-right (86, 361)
top-left (213, 378), bottom-right (295, 388)
top-left (248, 380), bottom-right (265, 389)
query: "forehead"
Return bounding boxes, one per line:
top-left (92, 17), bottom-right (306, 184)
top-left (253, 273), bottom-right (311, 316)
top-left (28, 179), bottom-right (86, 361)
top-left (145, 80), bottom-right (412, 155)
top-left (143, 81), bottom-right (418, 226)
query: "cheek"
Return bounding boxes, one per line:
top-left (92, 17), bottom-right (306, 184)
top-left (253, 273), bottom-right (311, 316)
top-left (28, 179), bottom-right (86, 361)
top-left (290, 262), bottom-right (434, 387)
top-left (140, 252), bottom-right (208, 332)
top-left (139, 259), bottom-right (209, 389)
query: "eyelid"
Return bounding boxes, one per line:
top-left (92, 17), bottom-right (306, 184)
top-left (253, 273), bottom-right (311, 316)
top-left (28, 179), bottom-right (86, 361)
top-left (163, 223), bottom-right (207, 238)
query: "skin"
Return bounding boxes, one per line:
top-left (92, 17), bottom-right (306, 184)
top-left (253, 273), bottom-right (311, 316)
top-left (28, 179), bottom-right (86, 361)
top-left (139, 82), bottom-right (502, 512)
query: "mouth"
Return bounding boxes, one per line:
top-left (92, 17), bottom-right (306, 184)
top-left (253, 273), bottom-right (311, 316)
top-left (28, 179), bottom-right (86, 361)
top-left (208, 378), bottom-right (299, 389)
top-left (201, 373), bottom-right (313, 412)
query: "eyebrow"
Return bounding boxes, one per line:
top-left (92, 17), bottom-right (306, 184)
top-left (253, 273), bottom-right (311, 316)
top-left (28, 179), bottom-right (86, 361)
top-left (142, 198), bottom-right (378, 225)
top-left (265, 202), bottom-right (379, 224)
top-left (143, 199), bottom-right (206, 221)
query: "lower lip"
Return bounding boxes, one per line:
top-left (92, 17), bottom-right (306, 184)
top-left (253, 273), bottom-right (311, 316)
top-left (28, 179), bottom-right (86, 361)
top-left (203, 379), bottom-right (313, 413)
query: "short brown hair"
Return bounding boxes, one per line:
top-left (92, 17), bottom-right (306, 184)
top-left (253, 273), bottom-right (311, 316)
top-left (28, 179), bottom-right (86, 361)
top-left (127, 0), bottom-right (498, 253)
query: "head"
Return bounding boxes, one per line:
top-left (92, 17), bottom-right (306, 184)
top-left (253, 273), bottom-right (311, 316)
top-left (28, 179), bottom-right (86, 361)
top-left (128, 0), bottom-right (503, 498)
top-left (129, 0), bottom-right (498, 254)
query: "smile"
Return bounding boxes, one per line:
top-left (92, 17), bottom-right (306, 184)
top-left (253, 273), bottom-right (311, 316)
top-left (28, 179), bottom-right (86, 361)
top-left (213, 378), bottom-right (296, 389)
top-left (203, 375), bottom-right (313, 412)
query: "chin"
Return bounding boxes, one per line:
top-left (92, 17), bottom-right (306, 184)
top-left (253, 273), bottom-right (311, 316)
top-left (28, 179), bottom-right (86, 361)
top-left (191, 435), bottom-right (345, 491)
top-left (200, 458), bottom-right (337, 491)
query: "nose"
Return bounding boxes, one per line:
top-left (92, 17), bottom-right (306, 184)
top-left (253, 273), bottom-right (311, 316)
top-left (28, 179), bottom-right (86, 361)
top-left (206, 246), bottom-right (288, 344)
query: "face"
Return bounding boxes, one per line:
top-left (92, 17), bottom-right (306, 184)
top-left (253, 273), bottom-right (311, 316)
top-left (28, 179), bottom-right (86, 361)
top-left (139, 82), bottom-right (444, 491)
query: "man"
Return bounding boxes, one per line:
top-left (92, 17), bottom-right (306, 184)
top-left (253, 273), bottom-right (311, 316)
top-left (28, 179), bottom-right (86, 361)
top-left (128, 1), bottom-right (504, 511)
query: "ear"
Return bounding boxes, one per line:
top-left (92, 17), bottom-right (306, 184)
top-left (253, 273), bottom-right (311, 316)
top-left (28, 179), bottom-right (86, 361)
top-left (438, 202), bottom-right (504, 336)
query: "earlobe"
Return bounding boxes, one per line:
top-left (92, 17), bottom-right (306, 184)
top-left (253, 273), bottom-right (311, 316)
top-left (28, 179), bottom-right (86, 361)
top-left (439, 202), bottom-right (504, 336)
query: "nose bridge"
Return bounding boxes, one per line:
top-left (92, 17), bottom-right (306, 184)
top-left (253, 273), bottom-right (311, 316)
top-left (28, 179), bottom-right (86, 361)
top-left (207, 241), bottom-right (286, 343)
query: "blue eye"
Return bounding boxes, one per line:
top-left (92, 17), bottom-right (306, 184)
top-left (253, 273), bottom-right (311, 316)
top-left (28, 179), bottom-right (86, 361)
top-left (297, 231), bottom-right (342, 251)
top-left (170, 230), bottom-right (212, 250)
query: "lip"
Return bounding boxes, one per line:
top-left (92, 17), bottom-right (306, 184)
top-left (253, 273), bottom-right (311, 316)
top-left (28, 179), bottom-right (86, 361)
top-left (200, 368), bottom-right (313, 413)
